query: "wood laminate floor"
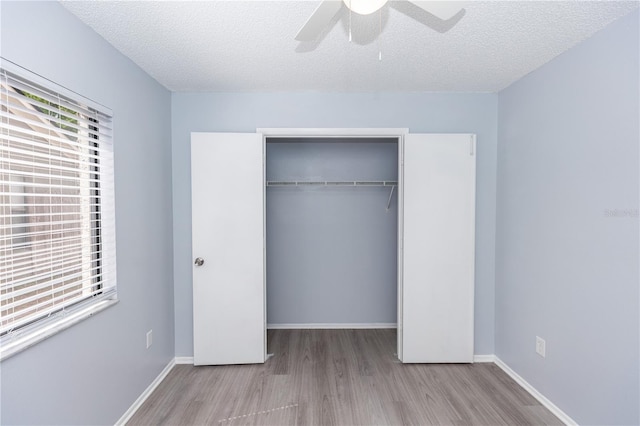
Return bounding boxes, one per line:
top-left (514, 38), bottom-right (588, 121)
top-left (128, 329), bottom-right (562, 425)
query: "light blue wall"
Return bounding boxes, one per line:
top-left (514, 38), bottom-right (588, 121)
top-left (1, 2), bottom-right (174, 425)
top-left (495, 10), bottom-right (639, 426)
top-left (172, 91), bottom-right (498, 356)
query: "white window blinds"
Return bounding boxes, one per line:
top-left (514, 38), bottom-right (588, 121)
top-left (0, 62), bottom-right (117, 341)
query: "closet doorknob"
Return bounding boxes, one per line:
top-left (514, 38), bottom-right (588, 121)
top-left (194, 257), bottom-right (205, 267)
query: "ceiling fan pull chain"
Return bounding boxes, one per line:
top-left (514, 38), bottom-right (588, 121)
top-left (349, 0), bottom-right (353, 42)
top-left (378, 7), bottom-right (382, 61)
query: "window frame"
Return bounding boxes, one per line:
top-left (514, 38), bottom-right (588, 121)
top-left (0, 59), bottom-right (118, 361)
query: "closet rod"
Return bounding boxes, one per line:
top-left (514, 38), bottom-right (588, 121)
top-left (266, 180), bottom-right (398, 187)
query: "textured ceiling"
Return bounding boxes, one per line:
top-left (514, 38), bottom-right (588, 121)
top-left (60, 1), bottom-right (638, 93)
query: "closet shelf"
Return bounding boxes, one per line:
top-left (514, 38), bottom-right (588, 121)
top-left (266, 180), bottom-right (398, 187)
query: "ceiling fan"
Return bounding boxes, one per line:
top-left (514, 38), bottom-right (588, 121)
top-left (295, 0), bottom-right (466, 42)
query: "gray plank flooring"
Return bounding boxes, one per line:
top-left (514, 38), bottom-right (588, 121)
top-left (128, 329), bottom-right (563, 425)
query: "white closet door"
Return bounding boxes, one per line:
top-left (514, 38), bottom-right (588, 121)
top-left (402, 134), bottom-right (476, 363)
top-left (191, 132), bottom-right (265, 365)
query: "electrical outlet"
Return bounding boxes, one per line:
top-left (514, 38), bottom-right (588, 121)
top-left (535, 336), bottom-right (546, 358)
top-left (146, 330), bottom-right (153, 349)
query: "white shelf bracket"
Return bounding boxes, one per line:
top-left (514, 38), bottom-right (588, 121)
top-left (386, 185), bottom-right (395, 210)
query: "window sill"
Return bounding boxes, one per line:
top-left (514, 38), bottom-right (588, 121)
top-left (0, 298), bottom-right (119, 362)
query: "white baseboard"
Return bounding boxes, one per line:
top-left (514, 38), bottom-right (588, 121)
top-left (115, 358), bottom-right (175, 426)
top-left (494, 356), bottom-right (577, 425)
top-left (267, 323), bottom-right (397, 329)
top-left (473, 354), bottom-right (496, 363)
top-left (175, 356), bottom-right (194, 365)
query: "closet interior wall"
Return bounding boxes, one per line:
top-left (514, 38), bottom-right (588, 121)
top-left (265, 138), bottom-right (398, 327)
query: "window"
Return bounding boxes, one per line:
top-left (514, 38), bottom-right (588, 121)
top-left (0, 61), bottom-right (117, 359)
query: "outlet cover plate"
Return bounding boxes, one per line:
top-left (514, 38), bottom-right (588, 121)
top-left (536, 336), bottom-right (546, 357)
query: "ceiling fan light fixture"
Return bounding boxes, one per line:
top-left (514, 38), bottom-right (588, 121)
top-left (343, 0), bottom-right (389, 15)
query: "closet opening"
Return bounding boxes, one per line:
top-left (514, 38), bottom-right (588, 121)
top-left (191, 130), bottom-right (474, 365)
top-left (265, 136), bottom-right (400, 357)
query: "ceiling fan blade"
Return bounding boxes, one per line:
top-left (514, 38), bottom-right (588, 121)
top-left (295, 1), bottom-right (343, 42)
top-left (408, 1), bottom-right (465, 21)
top-left (392, 1), bottom-right (466, 33)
